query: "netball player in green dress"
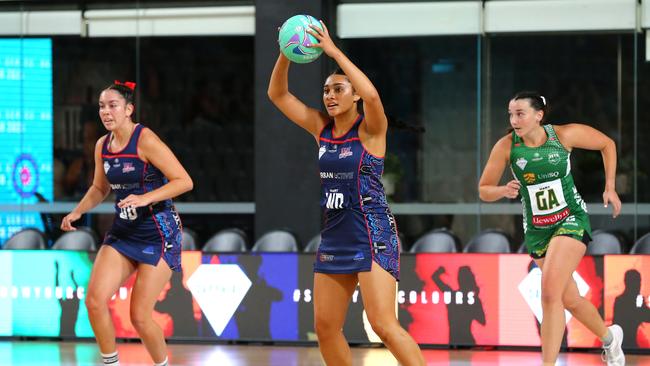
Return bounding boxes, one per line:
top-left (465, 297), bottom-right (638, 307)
top-left (479, 91), bottom-right (624, 366)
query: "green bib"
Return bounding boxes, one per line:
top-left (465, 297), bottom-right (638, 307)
top-left (509, 125), bottom-right (590, 238)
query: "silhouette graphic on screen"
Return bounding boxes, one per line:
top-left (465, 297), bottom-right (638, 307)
top-left (35, 192), bottom-right (57, 247)
top-left (527, 260), bottom-right (568, 347)
top-left (55, 260), bottom-right (80, 337)
top-left (235, 255), bottom-right (282, 339)
top-left (431, 265), bottom-right (485, 345)
top-left (155, 271), bottom-right (198, 337)
top-left (613, 269), bottom-right (650, 349)
top-left (343, 288), bottom-right (366, 341)
top-left (397, 259), bottom-right (421, 332)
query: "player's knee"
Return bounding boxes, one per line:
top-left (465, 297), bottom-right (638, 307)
top-left (540, 280), bottom-right (563, 305)
top-left (130, 306), bottom-right (151, 331)
top-left (367, 316), bottom-right (396, 341)
top-left (370, 322), bottom-right (389, 340)
top-left (84, 292), bottom-right (106, 314)
top-left (314, 314), bottom-right (340, 338)
top-left (562, 293), bottom-right (582, 312)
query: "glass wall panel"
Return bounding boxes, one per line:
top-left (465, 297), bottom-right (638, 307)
top-left (341, 27), bottom-right (643, 248)
top-left (0, 1), bottom-right (255, 247)
top-left (485, 33), bottom-right (638, 244)
top-left (635, 32), bottom-right (650, 241)
top-left (53, 36), bottom-right (254, 202)
top-left (2, 1), bottom-right (648, 250)
top-left (343, 36), bottom-right (479, 204)
top-left (341, 36), bottom-right (481, 243)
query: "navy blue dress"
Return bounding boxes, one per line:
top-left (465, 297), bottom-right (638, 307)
top-left (315, 115), bottom-right (400, 280)
top-left (101, 124), bottom-right (182, 271)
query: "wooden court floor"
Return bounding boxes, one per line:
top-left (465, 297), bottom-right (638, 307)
top-left (1, 340), bottom-right (648, 365)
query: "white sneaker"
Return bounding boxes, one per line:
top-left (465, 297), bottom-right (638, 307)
top-left (602, 324), bottom-right (625, 366)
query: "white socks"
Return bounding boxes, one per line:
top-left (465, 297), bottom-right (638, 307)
top-left (154, 356), bottom-right (169, 366)
top-left (102, 350), bottom-right (168, 365)
top-left (101, 351), bottom-right (119, 365)
top-left (601, 328), bottom-right (614, 347)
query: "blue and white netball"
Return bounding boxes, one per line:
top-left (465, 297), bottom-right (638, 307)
top-left (278, 15), bottom-right (323, 64)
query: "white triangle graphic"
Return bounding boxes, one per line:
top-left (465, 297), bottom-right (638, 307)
top-left (518, 267), bottom-right (589, 324)
top-left (187, 264), bottom-right (252, 336)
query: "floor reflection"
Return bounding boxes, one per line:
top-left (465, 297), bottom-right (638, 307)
top-left (0, 341), bottom-right (647, 365)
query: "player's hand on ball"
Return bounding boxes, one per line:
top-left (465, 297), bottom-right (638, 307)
top-left (307, 21), bottom-right (337, 56)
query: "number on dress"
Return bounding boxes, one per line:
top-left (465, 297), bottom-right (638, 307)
top-left (119, 206), bottom-right (138, 221)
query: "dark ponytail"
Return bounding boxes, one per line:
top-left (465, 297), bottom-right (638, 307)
top-left (105, 82), bottom-right (136, 105)
top-left (329, 68), bottom-right (424, 133)
top-left (512, 90), bottom-right (548, 122)
top-left (104, 81), bottom-right (136, 119)
top-left (506, 90), bottom-right (548, 134)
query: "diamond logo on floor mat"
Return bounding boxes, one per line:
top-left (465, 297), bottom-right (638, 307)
top-left (187, 264), bottom-right (252, 336)
top-left (518, 267), bottom-right (589, 324)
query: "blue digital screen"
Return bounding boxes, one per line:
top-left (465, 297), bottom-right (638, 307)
top-left (0, 39), bottom-right (52, 243)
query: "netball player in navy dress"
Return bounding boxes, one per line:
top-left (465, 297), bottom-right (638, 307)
top-left (61, 82), bottom-right (193, 366)
top-left (268, 22), bottom-right (425, 366)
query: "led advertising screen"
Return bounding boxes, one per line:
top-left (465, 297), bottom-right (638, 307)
top-left (1, 251), bottom-right (648, 350)
top-left (400, 254), bottom-right (500, 346)
top-left (604, 255), bottom-right (650, 349)
top-left (0, 38), bottom-right (52, 243)
top-left (0, 250), bottom-right (93, 337)
top-left (105, 252), bottom-right (300, 341)
top-left (498, 255), bottom-right (604, 348)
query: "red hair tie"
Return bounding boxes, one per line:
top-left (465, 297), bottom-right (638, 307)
top-left (114, 80), bottom-right (136, 91)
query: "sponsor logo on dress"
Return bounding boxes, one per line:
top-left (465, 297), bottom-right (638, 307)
top-left (122, 162), bottom-right (135, 173)
top-left (103, 161), bottom-right (110, 174)
top-left (360, 165), bottom-right (373, 175)
top-left (320, 171), bottom-right (354, 180)
top-left (112, 158), bottom-right (120, 168)
top-left (327, 144), bottom-right (338, 153)
top-left (548, 153), bottom-right (561, 165)
top-left (516, 157), bottom-right (528, 170)
top-left (339, 147), bottom-right (353, 159)
top-left (562, 215), bottom-right (579, 226)
top-left (144, 173), bottom-right (157, 183)
top-left (353, 252), bottom-right (365, 261)
top-left (532, 207), bottom-right (570, 226)
top-left (388, 214), bottom-right (397, 234)
top-left (523, 172), bottom-right (536, 184)
top-left (531, 152), bottom-right (543, 162)
top-left (318, 145), bottom-right (326, 159)
top-left (142, 246), bottom-right (154, 255)
top-left (110, 183), bottom-right (140, 190)
top-left (320, 253), bottom-right (334, 262)
top-left (538, 171), bottom-right (560, 180)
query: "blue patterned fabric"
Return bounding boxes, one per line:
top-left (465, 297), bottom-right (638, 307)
top-left (101, 124), bottom-right (182, 271)
top-left (315, 115), bottom-right (400, 280)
